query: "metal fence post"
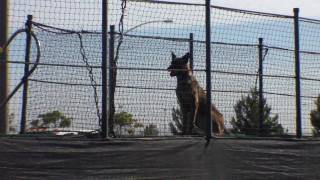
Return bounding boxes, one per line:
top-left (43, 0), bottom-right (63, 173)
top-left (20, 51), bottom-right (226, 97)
top-left (101, 0), bottom-right (108, 138)
top-left (108, 25), bottom-right (115, 137)
top-left (258, 38), bottom-right (264, 136)
top-left (189, 33), bottom-right (194, 73)
top-left (205, 0), bottom-right (212, 141)
top-left (293, 8), bottom-right (302, 138)
top-left (20, 15), bottom-right (33, 134)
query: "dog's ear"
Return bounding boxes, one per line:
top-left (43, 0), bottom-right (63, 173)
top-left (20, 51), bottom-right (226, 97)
top-left (182, 52), bottom-right (190, 59)
top-left (182, 52), bottom-right (190, 64)
top-left (171, 52), bottom-right (176, 60)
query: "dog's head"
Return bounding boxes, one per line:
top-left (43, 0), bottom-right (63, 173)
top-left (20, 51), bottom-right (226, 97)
top-left (167, 52), bottom-right (190, 77)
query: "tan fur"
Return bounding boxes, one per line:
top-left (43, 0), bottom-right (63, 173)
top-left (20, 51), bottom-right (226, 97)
top-left (168, 52), bottom-right (225, 136)
top-left (189, 75), bottom-right (225, 136)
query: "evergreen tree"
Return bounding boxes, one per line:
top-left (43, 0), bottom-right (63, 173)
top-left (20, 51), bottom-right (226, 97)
top-left (231, 89), bottom-right (284, 136)
top-left (144, 124), bottom-right (159, 136)
top-left (310, 95), bottom-right (320, 136)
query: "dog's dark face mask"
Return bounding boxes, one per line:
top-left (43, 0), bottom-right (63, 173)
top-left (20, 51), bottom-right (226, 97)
top-left (167, 52), bottom-right (190, 77)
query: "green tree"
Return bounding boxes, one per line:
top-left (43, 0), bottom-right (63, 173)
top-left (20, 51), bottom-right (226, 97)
top-left (127, 122), bottom-right (144, 136)
top-left (30, 111), bottom-right (72, 129)
top-left (231, 89), bottom-right (284, 136)
top-left (144, 124), bottom-right (159, 136)
top-left (8, 113), bottom-right (16, 133)
top-left (310, 95), bottom-right (320, 136)
top-left (169, 107), bottom-right (183, 135)
top-left (30, 119), bottom-right (40, 128)
top-left (114, 111), bottom-right (143, 136)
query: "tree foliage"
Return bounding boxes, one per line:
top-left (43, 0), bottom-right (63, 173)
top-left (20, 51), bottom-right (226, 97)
top-left (231, 89), bottom-right (284, 136)
top-left (144, 124), bottom-right (159, 136)
top-left (114, 111), bottom-right (143, 136)
top-left (30, 111), bottom-right (72, 129)
top-left (169, 107), bottom-right (183, 135)
top-left (310, 95), bottom-right (320, 136)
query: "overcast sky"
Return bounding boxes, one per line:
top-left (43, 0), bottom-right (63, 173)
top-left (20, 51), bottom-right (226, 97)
top-left (173, 0), bottom-right (320, 19)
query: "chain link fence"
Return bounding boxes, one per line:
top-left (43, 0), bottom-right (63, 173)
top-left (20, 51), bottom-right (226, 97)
top-left (2, 0), bottom-right (320, 137)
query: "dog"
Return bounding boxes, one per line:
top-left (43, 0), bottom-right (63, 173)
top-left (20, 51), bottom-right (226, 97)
top-left (167, 52), bottom-right (225, 135)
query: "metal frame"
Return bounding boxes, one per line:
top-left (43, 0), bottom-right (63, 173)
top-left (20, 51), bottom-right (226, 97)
top-left (205, 0), bottom-right (212, 140)
top-left (294, 8), bottom-right (302, 138)
top-left (258, 38), bottom-right (264, 135)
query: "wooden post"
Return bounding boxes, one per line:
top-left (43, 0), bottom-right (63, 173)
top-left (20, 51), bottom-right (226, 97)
top-left (0, 0), bottom-right (8, 134)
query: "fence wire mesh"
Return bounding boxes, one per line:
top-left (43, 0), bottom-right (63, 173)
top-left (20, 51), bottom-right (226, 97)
top-left (26, 24), bottom-right (102, 132)
top-left (107, 0), bottom-right (298, 136)
top-left (4, 0), bottom-right (320, 136)
top-left (299, 19), bottom-right (320, 136)
top-left (6, 0), bottom-right (103, 133)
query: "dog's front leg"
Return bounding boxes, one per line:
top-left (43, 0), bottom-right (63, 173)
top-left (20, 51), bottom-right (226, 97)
top-left (181, 110), bottom-right (189, 135)
top-left (186, 112), bottom-right (193, 134)
top-left (192, 95), bottom-right (207, 135)
top-left (192, 96), bottom-right (199, 131)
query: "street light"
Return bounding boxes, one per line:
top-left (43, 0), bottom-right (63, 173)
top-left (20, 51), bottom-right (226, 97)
top-left (108, 19), bottom-right (174, 138)
top-left (123, 19), bottom-right (173, 35)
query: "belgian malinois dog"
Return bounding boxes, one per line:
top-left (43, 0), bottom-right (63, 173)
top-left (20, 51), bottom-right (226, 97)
top-left (167, 52), bottom-right (225, 135)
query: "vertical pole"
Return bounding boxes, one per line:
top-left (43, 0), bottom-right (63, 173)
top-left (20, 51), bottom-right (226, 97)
top-left (108, 25), bottom-right (115, 137)
top-left (101, 0), bottom-right (108, 138)
top-left (0, 0), bottom-right (8, 134)
top-left (189, 33), bottom-right (194, 73)
top-left (205, 0), bottom-right (212, 140)
top-left (294, 8), bottom-right (302, 138)
top-left (20, 15), bottom-right (33, 134)
top-left (258, 38), bottom-right (264, 136)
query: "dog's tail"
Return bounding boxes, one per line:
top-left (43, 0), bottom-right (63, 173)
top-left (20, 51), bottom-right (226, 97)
top-left (211, 105), bottom-right (223, 117)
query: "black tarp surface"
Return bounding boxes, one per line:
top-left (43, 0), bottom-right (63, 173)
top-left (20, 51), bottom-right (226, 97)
top-left (0, 136), bottom-right (320, 180)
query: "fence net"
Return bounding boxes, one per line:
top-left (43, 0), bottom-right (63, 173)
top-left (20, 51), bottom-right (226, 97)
top-left (108, 0), bottom-right (297, 136)
top-left (6, 0), bottom-right (102, 133)
top-left (5, 0), bottom-right (320, 136)
top-left (26, 24), bottom-right (102, 132)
